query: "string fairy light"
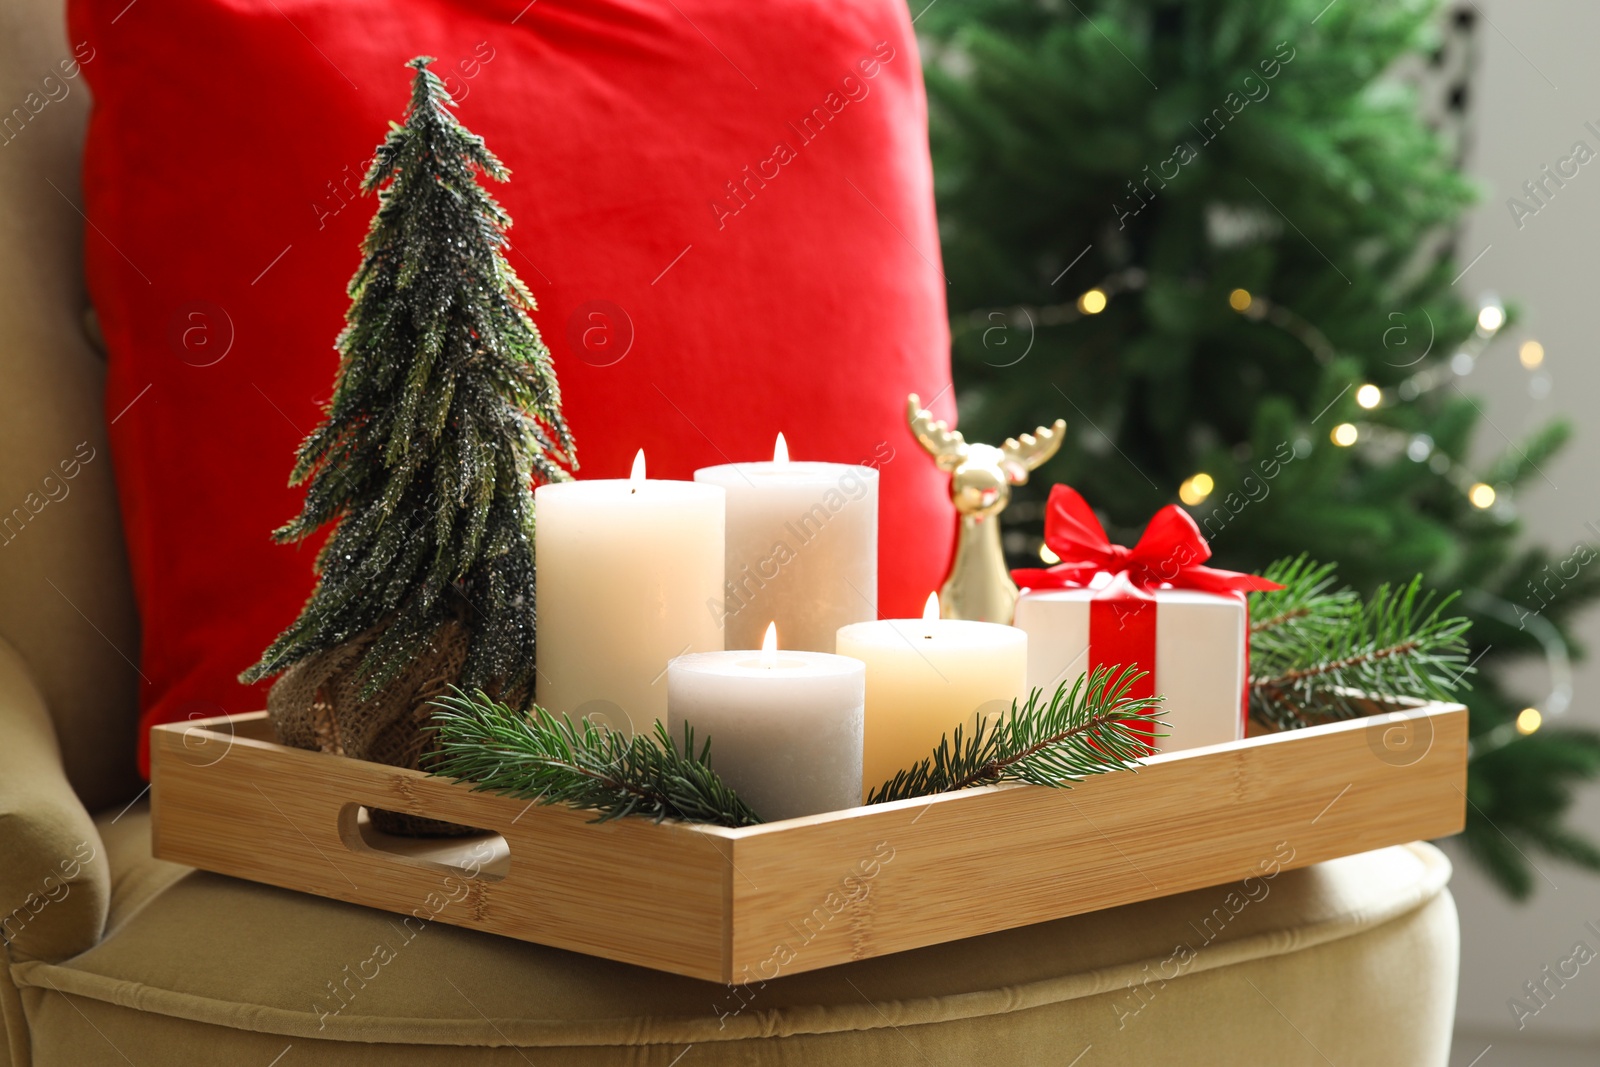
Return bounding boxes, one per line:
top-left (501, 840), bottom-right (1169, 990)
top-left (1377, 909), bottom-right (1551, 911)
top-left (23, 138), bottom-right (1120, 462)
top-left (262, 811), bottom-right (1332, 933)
top-left (963, 283), bottom-right (1542, 521)
top-left (1465, 591), bottom-right (1573, 758)
top-left (1210, 288), bottom-right (1560, 755)
top-left (1208, 291), bottom-right (1539, 522)
top-left (1178, 472), bottom-right (1214, 505)
top-left (956, 268), bottom-right (1147, 333)
top-left (1476, 302), bottom-right (1506, 334)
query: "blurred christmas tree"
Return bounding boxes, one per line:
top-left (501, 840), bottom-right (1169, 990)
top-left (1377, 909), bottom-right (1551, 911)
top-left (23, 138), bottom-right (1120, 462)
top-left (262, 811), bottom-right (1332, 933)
top-left (920, 0), bottom-right (1600, 897)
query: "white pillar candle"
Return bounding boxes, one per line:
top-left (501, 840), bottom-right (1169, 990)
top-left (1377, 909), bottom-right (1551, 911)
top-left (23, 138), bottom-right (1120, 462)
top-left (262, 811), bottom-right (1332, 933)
top-left (535, 450), bottom-right (725, 731)
top-left (836, 594), bottom-right (1027, 798)
top-left (667, 624), bottom-right (865, 821)
top-left (695, 433), bottom-right (878, 653)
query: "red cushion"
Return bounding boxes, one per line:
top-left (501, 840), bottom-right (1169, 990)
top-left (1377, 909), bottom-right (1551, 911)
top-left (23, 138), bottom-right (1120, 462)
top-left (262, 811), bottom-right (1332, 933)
top-left (71, 0), bottom-right (955, 774)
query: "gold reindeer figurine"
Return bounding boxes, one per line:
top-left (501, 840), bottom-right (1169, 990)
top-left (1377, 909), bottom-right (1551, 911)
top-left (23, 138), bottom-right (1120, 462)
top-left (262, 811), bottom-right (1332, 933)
top-left (907, 393), bottom-right (1066, 624)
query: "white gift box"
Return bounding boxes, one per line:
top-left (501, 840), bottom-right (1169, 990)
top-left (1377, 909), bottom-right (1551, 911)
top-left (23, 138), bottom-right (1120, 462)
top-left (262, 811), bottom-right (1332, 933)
top-left (1012, 587), bottom-right (1246, 754)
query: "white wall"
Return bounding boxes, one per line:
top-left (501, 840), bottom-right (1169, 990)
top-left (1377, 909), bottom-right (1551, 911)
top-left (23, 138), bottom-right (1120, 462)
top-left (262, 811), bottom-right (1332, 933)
top-left (1445, 0), bottom-right (1600, 1044)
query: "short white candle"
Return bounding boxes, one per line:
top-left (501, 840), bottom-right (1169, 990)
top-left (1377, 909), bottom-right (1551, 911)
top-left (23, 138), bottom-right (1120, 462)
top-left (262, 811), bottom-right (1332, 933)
top-left (695, 433), bottom-right (878, 652)
top-left (836, 594), bottom-right (1027, 798)
top-left (535, 450), bottom-right (724, 731)
top-left (667, 623), bottom-right (865, 821)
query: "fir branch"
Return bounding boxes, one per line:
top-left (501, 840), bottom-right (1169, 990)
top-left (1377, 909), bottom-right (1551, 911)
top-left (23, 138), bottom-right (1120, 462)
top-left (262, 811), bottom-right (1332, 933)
top-left (1247, 555), bottom-right (1358, 650)
top-left (1248, 564), bottom-right (1473, 730)
top-left (1264, 640), bottom-right (1421, 687)
top-left (868, 666), bottom-right (1163, 805)
top-left (424, 689), bottom-right (761, 827)
top-left (1251, 605), bottom-right (1310, 633)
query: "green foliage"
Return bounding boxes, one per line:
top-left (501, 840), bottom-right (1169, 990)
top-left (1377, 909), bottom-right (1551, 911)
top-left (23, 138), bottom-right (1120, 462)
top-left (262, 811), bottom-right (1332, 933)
top-left (868, 665), bottom-right (1162, 804)
top-left (1248, 557), bottom-right (1472, 728)
top-left (1466, 730), bottom-right (1600, 898)
top-left (244, 58), bottom-right (573, 702)
top-left (426, 689), bottom-right (761, 827)
top-left (1248, 555), bottom-right (1358, 653)
top-left (923, 0), bottom-right (1600, 897)
top-left (428, 671), bottom-right (1162, 825)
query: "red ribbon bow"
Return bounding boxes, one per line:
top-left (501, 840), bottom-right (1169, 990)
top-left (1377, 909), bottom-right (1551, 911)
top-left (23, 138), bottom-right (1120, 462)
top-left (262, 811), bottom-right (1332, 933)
top-left (1011, 485), bottom-right (1283, 595)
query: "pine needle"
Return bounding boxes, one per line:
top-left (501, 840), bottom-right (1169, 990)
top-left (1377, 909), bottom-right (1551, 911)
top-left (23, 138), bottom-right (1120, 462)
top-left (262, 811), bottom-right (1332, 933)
top-left (1248, 559), bottom-right (1473, 729)
top-left (868, 665), bottom-right (1163, 804)
top-left (427, 672), bottom-right (1164, 825)
top-left (1248, 554), bottom-right (1359, 649)
top-left (424, 689), bottom-right (761, 827)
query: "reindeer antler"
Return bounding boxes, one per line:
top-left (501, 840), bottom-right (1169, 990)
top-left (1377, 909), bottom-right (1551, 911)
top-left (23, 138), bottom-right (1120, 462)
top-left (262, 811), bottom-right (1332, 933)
top-left (906, 393), bottom-right (969, 472)
top-left (999, 419), bottom-right (1067, 484)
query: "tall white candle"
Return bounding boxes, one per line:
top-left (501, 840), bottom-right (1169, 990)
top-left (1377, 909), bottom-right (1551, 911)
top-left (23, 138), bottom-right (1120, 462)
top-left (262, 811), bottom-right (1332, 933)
top-left (535, 450), bottom-right (724, 731)
top-left (668, 623), bottom-right (865, 821)
top-left (836, 594), bottom-right (1027, 798)
top-left (695, 433), bottom-right (878, 653)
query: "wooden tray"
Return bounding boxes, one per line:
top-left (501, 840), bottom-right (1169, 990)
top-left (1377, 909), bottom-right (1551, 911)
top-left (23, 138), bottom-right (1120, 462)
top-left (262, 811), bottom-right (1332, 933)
top-left (150, 702), bottom-right (1467, 983)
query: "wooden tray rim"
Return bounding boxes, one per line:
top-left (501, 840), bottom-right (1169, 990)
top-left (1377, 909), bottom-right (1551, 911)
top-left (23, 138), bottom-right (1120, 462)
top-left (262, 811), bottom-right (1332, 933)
top-left (155, 697), bottom-right (1465, 840)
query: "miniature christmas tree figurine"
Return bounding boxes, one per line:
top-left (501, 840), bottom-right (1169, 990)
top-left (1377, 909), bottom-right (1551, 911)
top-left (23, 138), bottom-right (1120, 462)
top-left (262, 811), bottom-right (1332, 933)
top-left (244, 57), bottom-right (574, 831)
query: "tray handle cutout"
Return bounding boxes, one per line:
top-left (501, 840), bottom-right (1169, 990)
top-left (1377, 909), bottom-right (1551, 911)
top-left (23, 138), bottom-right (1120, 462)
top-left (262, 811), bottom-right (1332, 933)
top-left (337, 804), bottom-right (511, 882)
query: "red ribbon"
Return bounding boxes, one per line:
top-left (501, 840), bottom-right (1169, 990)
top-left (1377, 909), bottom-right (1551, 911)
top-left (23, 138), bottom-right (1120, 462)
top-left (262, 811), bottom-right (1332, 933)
top-left (1011, 485), bottom-right (1283, 748)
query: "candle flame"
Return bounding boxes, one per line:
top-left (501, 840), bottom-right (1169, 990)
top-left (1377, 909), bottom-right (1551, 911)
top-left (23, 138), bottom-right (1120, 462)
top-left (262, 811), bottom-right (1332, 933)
top-left (773, 432), bottom-right (790, 464)
top-left (922, 592), bottom-right (941, 621)
top-left (760, 621), bottom-right (778, 668)
top-left (629, 448), bottom-right (646, 489)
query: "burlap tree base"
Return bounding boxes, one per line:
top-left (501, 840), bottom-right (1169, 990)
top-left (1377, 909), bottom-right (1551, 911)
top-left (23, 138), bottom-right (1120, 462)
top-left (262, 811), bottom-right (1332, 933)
top-left (267, 620), bottom-right (474, 837)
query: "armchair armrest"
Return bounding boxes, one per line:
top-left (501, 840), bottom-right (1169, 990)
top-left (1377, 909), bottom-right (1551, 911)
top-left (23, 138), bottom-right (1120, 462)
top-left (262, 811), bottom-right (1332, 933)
top-left (0, 638), bottom-right (108, 963)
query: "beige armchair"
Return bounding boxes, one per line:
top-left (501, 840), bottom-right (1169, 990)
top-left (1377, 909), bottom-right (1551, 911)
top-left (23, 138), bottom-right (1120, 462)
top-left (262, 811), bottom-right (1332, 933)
top-left (0, 2), bottom-right (1461, 1063)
